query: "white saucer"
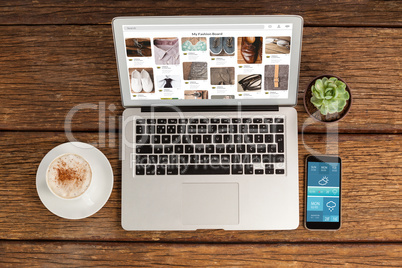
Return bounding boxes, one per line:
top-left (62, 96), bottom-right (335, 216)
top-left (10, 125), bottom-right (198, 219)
top-left (36, 142), bottom-right (113, 219)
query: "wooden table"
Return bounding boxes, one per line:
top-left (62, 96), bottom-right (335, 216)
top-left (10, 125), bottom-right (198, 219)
top-left (1, 1), bottom-right (401, 266)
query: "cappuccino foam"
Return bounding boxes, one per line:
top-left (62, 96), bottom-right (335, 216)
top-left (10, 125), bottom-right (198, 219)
top-left (47, 154), bottom-right (92, 199)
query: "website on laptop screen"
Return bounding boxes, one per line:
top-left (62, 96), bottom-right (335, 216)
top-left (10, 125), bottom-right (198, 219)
top-left (122, 23), bottom-right (293, 101)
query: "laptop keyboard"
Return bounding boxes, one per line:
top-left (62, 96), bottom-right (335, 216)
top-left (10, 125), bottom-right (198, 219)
top-left (134, 116), bottom-right (286, 176)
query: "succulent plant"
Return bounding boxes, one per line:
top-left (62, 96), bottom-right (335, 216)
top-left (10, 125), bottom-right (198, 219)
top-left (310, 77), bottom-right (350, 115)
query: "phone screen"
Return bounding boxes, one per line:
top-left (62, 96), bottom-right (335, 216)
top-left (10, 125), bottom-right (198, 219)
top-left (305, 155), bottom-right (341, 230)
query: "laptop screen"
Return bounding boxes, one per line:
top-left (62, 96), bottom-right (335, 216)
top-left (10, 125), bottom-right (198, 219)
top-left (113, 16), bottom-right (303, 107)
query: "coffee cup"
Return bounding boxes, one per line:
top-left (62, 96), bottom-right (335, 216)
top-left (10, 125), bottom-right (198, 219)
top-left (46, 153), bottom-right (92, 200)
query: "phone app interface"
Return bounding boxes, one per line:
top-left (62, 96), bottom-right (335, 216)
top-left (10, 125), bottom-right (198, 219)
top-left (122, 23), bottom-right (294, 100)
top-left (306, 162), bottom-right (340, 222)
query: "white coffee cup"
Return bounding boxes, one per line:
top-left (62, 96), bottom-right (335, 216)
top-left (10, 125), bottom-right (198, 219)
top-left (46, 153), bottom-right (92, 200)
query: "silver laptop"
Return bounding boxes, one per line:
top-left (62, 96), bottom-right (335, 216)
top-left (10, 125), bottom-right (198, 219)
top-left (112, 15), bottom-right (303, 230)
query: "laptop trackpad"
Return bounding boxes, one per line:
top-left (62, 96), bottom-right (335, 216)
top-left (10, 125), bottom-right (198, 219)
top-left (182, 183), bottom-right (239, 225)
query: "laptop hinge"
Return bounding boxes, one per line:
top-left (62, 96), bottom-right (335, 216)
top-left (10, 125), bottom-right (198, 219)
top-left (141, 105), bottom-right (279, 113)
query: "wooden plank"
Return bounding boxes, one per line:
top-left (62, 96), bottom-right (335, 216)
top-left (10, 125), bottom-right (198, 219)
top-left (0, 26), bottom-right (401, 133)
top-left (0, 132), bottom-right (400, 242)
top-left (0, 0), bottom-right (401, 27)
top-left (0, 241), bottom-right (401, 267)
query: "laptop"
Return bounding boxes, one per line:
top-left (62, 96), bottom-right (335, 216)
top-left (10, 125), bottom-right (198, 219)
top-left (112, 15), bottom-right (303, 230)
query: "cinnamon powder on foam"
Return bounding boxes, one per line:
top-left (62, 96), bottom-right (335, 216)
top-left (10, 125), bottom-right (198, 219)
top-left (56, 160), bottom-right (86, 186)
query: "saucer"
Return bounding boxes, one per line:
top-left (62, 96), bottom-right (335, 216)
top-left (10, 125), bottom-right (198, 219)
top-left (36, 142), bottom-right (114, 219)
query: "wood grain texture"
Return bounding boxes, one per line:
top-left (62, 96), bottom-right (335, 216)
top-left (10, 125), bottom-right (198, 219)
top-left (0, 26), bottom-right (401, 133)
top-left (0, 0), bottom-right (401, 27)
top-left (0, 132), bottom-right (400, 242)
top-left (0, 241), bottom-right (401, 267)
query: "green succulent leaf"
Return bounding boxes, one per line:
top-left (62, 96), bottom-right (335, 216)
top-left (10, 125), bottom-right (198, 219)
top-left (309, 77), bottom-right (349, 115)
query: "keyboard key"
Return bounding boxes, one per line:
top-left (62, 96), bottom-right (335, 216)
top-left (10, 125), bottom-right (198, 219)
top-left (253, 118), bottom-right (262, 123)
top-left (200, 155), bottom-right (209, 163)
top-left (200, 118), bottom-right (209, 124)
top-left (182, 135), bottom-right (191, 144)
top-left (247, 144), bottom-right (256, 153)
top-left (255, 169), bottom-right (264, 174)
top-left (164, 145), bottom-right (173, 154)
top-left (195, 145), bottom-right (204, 153)
top-left (214, 135), bottom-right (223, 143)
top-left (276, 134), bottom-right (284, 153)
top-left (185, 145), bottom-right (194, 153)
top-left (136, 145), bottom-right (152, 154)
top-left (189, 118), bottom-right (199, 124)
top-left (244, 134), bottom-right (253, 143)
top-left (168, 119), bottom-right (177, 124)
top-left (149, 155), bottom-right (158, 164)
top-left (136, 125), bottom-right (145, 134)
top-left (275, 154), bottom-right (285, 163)
top-left (172, 135), bottom-right (181, 144)
top-left (180, 155), bottom-right (189, 164)
top-left (233, 134), bottom-right (243, 143)
top-left (180, 165), bottom-right (230, 175)
top-left (205, 145), bottom-right (215, 153)
top-left (136, 155), bottom-right (147, 165)
top-left (240, 125), bottom-right (248, 133)
top-left (167, 165), bottom-right (178, 175)
top-left (226, 144), bottom-right (235, 153)
top-left (245, 164), bottom-right (254, 174)
top-left (229, 125), bottom-right (238, 133)
top-left (179, 119), bottom-right (188, 124)
top-left (208, 125), bottom-right (217, 133)
top-left (265, 134), bottom-right (273, 143)
top-left (136, 165), bottom-right (145, 175)
top-left (232, 118), bottom-right (241, 123)
top-left (221, 118), bottom-right (230, 124)
top-left (192, 135), bottom-right (202, 143)
top-left (169, 155), bottom-right (178, 164)
top-left (162, 135), bottom-right (171, 144)
top-left (259, 125), bottom-right (268, 133)
top-left (232, 165), bottom-right (243, 174)
top-left (159, 155), bottom-right (168, 164)
top-left (242, 154), bottom-right (251, 163)
top-left (257, 144), bottom-right (266, 153)
top-left (146, 125), bottom-right (156, 134)
top-left (136, 119), bottom-right (145, 124)
top-left (224, 135), bottom-right (232, 143)
top-left (177, 125), bottom-right (186, 133)
top-left (136, 135), bottom-right (149, 144)
top-left (236, 144), bottom-right (245, 153)
top-left (270, 124), bottom-right (284, 133)
top-left (249, 125), bottom-right (259, 133)
top-left (252, 154), bottom-right (261, 163)
top-left (275, 118), bottom-right (284, 123)
top-left (216, 145), bottom-right (225, 154)
top-left (218, 125), bottom-right (228, 133)
top-left (211, 155), bottom-right (220, 163)
top-left (174, 145), bottom-right (184, 154)
top-left (276, 169), bottom-right (285, 174)
top-left (154, 145), bottom-right (163, 154)
top-left (268, 144), bottom-right (277, 153)
top-left (146, 165), bottom-right (155, 175)
top-left (203, 135), bottom-right (212, 143)
top-left (221, 155), bottom-right (230, 163)
top-left (231, 154), bottom-right (241, 163)
top-left (198, 125), bottom-right (207, 133)
top-left (157, 119), bottom-right (166, 124)
top-left (255, 134), bottom-right (264, 143)
top-left (265, 164), bottom-right (274, 174)
top-left (190, 155), bottom-right (199, 163)
top-left (147, 119), bottom-right (156, 124)
top-left (242, 118), bottom-right (252, 123)
top-left (211, 118), bottom-right (220, 123)
top-left (156, 165), bottom-right (166, 175)
top-left (156, 125), bottom-right (166, 134)
top-left (152, 135), bottom-right (161, 144)
top-left (167, 125), bottom-right (176, 134)
top-left (188, 125), bottom-right (197, 133)
top-left (264, 118), bottom-right (273, 123)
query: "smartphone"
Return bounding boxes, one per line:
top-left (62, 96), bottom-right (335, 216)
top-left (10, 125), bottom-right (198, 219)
top-left (305, 155), bottom-right (341, 230)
